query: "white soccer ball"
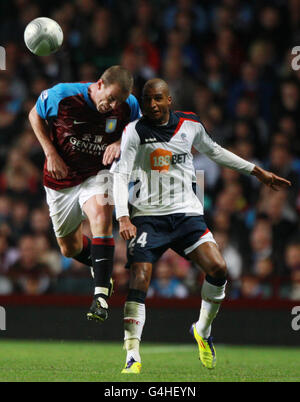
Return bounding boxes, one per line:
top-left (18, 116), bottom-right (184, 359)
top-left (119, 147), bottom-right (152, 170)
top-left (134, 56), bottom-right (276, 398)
top-left (24, 17), bottom-right (63, 56)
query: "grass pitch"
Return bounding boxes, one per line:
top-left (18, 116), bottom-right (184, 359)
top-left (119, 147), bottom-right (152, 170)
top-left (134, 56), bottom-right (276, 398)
top-left (0, 339), bottom-right (299, 382)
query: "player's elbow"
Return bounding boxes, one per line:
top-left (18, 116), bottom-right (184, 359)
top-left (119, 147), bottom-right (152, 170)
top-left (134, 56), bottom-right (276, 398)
top-left (28, 106), bottom-right (36, 123)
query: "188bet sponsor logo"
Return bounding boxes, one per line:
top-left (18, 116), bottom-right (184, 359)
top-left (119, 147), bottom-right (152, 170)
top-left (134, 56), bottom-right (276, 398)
top-left (150, 149), bottom-right (187, 172)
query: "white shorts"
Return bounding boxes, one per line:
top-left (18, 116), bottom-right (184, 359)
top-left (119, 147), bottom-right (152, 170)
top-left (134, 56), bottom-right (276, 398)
top-left (44, 172), bottom-right (113, 238)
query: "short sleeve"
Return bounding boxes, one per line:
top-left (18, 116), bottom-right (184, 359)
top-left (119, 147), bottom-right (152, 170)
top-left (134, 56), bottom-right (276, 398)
top-left (126, 94), bottom-right (142, 122)
top-left (35, 86), bottom-right (61, 120)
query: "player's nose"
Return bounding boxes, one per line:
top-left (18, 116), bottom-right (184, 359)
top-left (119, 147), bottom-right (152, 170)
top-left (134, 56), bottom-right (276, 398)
top-left (149, 99), bottom-right (158, 111)
top-left (110, 100), bottom-right (118, 109)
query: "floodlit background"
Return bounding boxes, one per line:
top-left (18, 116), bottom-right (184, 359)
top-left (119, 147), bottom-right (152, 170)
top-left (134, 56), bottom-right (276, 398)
top-left (0, 0), bottom-right (299, 346)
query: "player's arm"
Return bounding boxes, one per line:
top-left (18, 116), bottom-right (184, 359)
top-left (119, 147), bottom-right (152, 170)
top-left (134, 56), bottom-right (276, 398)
top-left (110, 124), bottom-right (140, 240)
top-left (102, 138), bottom-right (121, 166)
top-left (250, 165), bottom-right (291, 190)
top-left (193, 125), bottom-right (291, 190)
top-left (29, 88), bottom-right (69, 180)
top-left (114, 175), bottom-right (137, 240)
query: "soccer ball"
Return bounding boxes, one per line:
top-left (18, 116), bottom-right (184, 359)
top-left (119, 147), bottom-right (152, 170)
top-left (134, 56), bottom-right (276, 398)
top-left (24, 17), bottom-right (63, 56)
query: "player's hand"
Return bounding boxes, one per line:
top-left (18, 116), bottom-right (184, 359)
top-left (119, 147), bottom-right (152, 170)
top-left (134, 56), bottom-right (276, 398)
top-left (46, 152), bottom-right (69, 180)
top-left (251, 165), bottom-right (291, 190)
top-left (102, 139), bottom-right (121, 166)
top-left (118, 216), bottom-right (137, 240)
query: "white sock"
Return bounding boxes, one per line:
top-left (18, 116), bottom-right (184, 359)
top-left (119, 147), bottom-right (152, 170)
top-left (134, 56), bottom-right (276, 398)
top-left (196, 279), bottom-right (226, 339)
top-left (94, 286), bottom-right (109, 296)
top-left (124, 339), bottom-right (141, 363)
top-left (123, 301), bottom-right (145, 363)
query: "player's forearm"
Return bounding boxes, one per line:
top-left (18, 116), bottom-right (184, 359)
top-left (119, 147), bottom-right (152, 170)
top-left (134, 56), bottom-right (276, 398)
top-left (113, 172), bottom-right (130, 220)
top-left (28, 106), bottom-right (57, 158)
top-left (205, 146), bottom-right (255, 175)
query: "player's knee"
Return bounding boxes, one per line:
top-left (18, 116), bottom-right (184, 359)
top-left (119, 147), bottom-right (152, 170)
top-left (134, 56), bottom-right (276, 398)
top-left (90, 212), bottom-right (112, 235)
top-left (131, 263), bottom-right (152, 292)
top-left (60, 244), bottom-right (81, 258)
top-left (208, 259), bottom-right (227, 280)
top-left (132, 268), bottom-right (148, 286)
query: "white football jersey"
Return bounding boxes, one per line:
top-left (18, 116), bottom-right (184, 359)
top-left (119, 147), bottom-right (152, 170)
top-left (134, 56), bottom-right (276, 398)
top-left (111, 111), bottom-right (255, 219)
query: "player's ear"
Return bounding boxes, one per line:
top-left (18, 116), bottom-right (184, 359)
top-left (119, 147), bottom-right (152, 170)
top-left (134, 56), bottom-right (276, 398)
top-left (167, 96), bottom-right (172, 106)
top-left (97, 79), bottom-right (104, 90)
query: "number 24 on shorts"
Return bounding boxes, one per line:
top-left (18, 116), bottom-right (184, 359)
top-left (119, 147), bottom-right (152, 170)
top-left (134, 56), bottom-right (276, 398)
top-left (129, 232), bottom-right (148, 253)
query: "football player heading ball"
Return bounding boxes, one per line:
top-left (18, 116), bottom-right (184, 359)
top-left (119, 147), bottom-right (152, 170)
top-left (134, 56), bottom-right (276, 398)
top-left (29, 66), bottom-right (141, 322)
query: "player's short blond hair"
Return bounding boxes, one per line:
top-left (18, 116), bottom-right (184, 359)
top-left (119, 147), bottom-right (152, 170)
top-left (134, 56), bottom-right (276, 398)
top-left (101, 66), bottom-right (133, 96)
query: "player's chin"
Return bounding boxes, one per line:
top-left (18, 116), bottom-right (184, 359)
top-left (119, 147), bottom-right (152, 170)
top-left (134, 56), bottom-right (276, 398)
top-left (147, 111), bottom-right (162, 122)
top-left (97, 104), bottom-right (110, 113)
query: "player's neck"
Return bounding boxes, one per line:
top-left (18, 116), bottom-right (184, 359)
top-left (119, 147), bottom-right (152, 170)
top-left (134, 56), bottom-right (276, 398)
top-left (155, 111), bottom-right (170, 126)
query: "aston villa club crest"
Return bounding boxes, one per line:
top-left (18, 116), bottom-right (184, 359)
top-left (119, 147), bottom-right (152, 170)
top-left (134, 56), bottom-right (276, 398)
top-left (105, 118), bottom-right (117, 133)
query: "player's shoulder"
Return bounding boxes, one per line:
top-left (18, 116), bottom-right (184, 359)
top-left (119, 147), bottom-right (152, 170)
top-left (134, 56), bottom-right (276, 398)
top-left (174, 110), bottom-right (202, 124)
top-left (48, 82), bottom-right (91, 100)
top-left (135, 115), bottom-right (152, 132)
top-left (126, 94), bottom-right (142, 121)
top-left (36, 82), bottom-right (92, 119)
top-left (120, 118), bottom-right (142, 144)
top-left (132, 115), bottom-right (164, 143)
top-left (126, 93), bottom-right (139, 107)
top-left (123, 118), bottom-right (140, 134)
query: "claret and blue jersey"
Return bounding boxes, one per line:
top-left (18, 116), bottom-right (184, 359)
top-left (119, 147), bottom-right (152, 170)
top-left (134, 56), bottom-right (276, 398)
top-left (35, 82), bottom-right (141, 190)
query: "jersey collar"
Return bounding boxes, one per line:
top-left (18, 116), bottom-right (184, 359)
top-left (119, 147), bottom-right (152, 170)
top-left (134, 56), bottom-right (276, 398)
top-left (144, 110), bottom-right (179, 129)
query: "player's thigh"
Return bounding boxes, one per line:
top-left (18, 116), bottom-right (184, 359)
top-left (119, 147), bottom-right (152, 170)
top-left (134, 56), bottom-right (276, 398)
top-left (127, 216), bottom-right (170, 268)
top-left (80, 173), bottom-right (114, 234)
top-left (44, 185), bottom-right (85, 239)
top-left (171, 214), bottom-right (216, 258)
top-left (187, 241), bottom-right (227, 278)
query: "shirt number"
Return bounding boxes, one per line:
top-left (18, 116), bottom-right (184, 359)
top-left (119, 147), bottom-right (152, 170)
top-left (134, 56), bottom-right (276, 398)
top-left (128, 232), bottom-right (148, 252)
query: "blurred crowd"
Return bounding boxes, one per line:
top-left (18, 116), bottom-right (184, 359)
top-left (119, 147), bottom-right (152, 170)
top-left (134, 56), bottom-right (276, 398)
top-left (0, 0), bottom-right (299, 300)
